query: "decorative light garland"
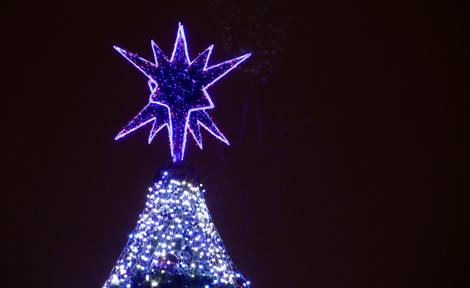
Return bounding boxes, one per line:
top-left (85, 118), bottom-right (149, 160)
top-left (103, 167), bottom-right (250, 288)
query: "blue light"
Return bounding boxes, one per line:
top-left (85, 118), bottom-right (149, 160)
top-left (114, 23), bottom-right (250, 162)
top-left (104, 25), bottom-right (251, 285)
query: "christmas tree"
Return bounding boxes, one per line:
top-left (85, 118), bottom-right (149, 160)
top-left (102, 24), bottom-right (251, 288)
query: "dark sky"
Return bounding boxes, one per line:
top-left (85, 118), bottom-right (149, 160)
top-left (1, 1), bottom-right (467, 287)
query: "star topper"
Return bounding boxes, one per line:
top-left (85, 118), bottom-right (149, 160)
top-left (114, 23), bottom-right (251, 162)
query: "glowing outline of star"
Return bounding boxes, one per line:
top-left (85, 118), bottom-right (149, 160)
top-left (113, 23), bottom-right (251, 162)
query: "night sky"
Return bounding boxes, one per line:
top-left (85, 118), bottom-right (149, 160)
top-left (2, 1), bottom-right (467, 288)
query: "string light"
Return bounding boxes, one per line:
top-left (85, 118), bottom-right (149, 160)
top-left (102, 167), bottom-right (250, 288)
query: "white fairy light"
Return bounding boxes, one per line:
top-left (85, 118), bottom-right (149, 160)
top-left (104, 136), bottom-right (250, 287)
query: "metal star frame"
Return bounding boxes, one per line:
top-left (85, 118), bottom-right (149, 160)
top-left (114, 23), bottom-right (251, 162)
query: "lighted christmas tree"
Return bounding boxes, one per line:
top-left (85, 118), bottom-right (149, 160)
top-left (102, 24), bottom-right (251, 288)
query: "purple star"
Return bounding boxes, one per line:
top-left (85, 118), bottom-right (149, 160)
top-left (114, 23), bottom-right (250, 162)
